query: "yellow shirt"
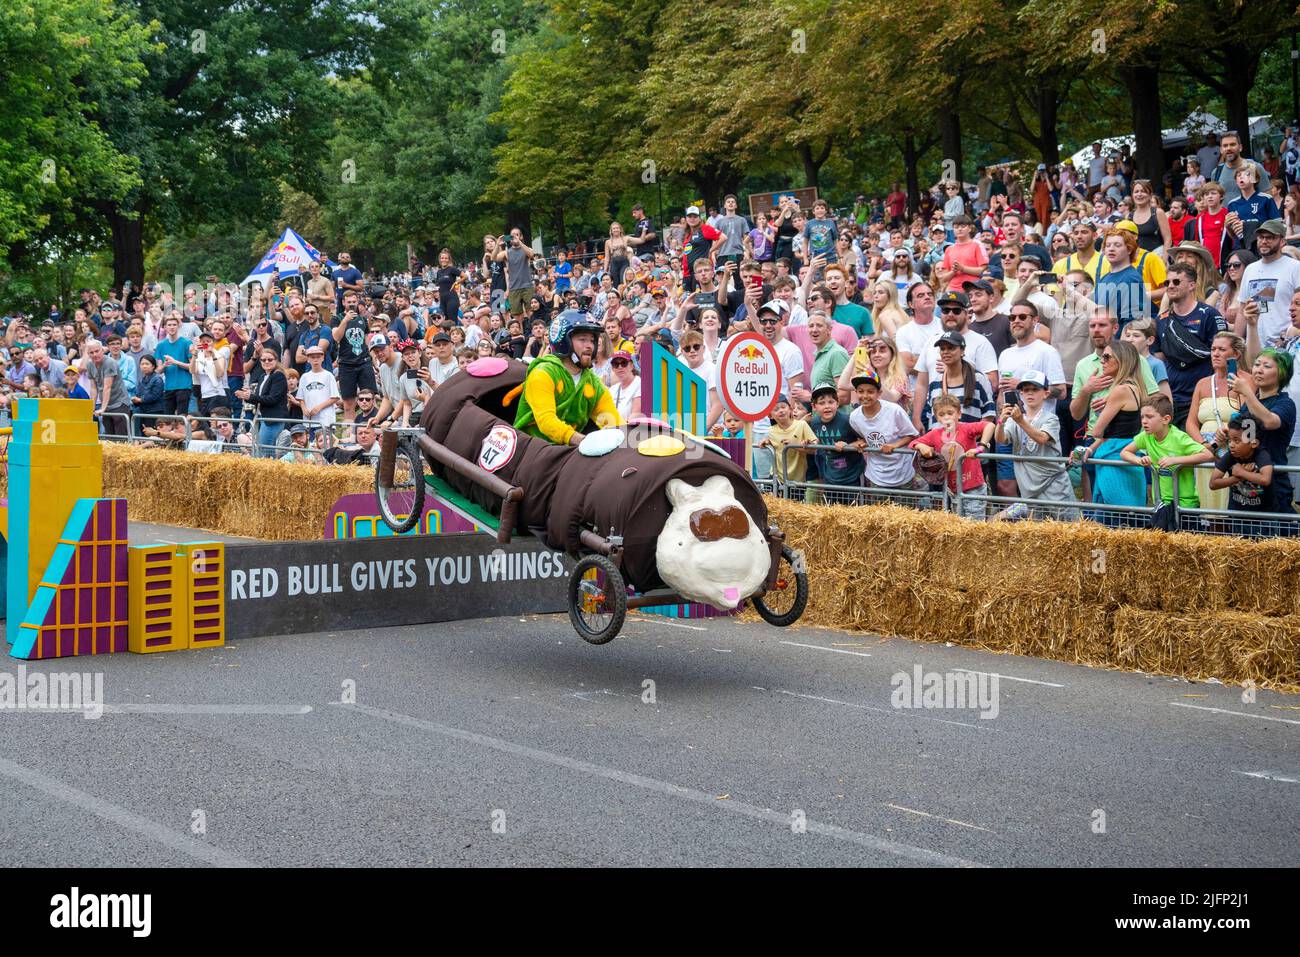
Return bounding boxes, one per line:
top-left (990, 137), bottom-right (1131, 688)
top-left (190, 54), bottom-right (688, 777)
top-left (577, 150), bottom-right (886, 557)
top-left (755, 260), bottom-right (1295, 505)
top-left (766, 419), bottom-right (816, 483)
top-left (1054, 249), bottom-right (1165, 292)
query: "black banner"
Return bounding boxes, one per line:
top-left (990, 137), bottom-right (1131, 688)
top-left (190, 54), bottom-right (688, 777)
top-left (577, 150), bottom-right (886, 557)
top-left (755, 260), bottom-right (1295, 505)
top-left (223, 535), bottom-right (572, 640)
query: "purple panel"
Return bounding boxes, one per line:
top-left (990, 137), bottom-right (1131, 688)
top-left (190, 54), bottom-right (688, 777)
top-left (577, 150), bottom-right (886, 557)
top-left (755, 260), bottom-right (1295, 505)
top-left (67, 628), bottom-right (83, 656)
top-left (95, 625), bottom-right (109, 655)
top-left (96, 545), bottom-right (111, 578)
top-left (113, 499), bottom-right (127, 536)
top-left (114, 585), bottom-right (127, 619)
top-left (77, 587), bottom-right (91, 622)
top-left (60, 559), bottom-right (77, 586)
top-left (112, 624), bottom-right (127, 652)
top-left (78, 546), bottom-right (92, 582)
top-left (59, 589), bottom-right (75, 623)
top-left (97, 500), bottom-right (111, 539)
top-left (114, 545), bottom-right (128, 581)
top-left (326, 492), bottom-right (479, 539)
top-left (95, 587), bottom-right (112, 620)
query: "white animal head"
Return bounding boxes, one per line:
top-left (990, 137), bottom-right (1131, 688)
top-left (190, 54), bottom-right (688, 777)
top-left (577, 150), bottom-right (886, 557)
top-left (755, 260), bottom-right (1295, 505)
top-left (656, 475), bottom-right (771, 610)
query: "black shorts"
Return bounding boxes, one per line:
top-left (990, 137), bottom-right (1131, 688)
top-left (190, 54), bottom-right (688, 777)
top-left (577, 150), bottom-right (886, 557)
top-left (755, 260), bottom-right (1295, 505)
top-left (338, 362), bottom-right (376, 400)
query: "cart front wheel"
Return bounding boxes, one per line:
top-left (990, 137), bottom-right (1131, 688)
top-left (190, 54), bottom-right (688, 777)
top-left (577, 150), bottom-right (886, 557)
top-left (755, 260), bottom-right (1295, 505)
top-left (375, 440), bottom-right (426, 534)
top-left (568, 555), bottom-right (627, 645)
top-left (752, 544), bottom-right (808, 627)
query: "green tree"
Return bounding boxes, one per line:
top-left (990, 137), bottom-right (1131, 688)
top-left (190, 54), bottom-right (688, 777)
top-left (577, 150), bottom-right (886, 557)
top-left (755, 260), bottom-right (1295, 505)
top-left (0, 0), bottom-right (152, 271)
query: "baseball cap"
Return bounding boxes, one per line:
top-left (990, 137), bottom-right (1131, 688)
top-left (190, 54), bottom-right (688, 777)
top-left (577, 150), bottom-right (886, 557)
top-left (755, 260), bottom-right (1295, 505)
top-left (936, 291), bottom-right (969, 309)
top-left (686, 206), bottom-right (701, 216)
top-left (1258, 218), bottom-right (1286, 237)
top-left (367, 333), bottom-right (388, 351)
top-left (757, 299), bottom-right (789, 318)
top-left (289, 423), bottom-right (308, 436)
top-left (198, 330), bottom-right (214, 340)
top-left (936, 330), bottom-right (966, 350)
top-left (850, 369), bottom-right (882, 390)
top-left (962, 279), bottom-right (994, 295)
top-left (305, 344), bottom-right (325, 356)
top-left (1018, 370), bottom-right (1049, 390)
top-left (1114, 220), bottom-right (1139, 236)
top-left (430, 332), bottom-right (451, 344)
top-left (810, 383), bottom-right (839, 403)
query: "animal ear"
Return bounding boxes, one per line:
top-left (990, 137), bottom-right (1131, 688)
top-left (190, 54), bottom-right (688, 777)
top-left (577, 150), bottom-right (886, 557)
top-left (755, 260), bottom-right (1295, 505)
top-left (701, 474), bottom-right (736, 501)
top-left (665, 478), bottom-right (698, 509)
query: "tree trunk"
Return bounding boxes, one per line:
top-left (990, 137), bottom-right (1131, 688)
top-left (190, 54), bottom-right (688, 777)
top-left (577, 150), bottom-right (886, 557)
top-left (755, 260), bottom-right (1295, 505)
top-left (553, 205), bottom-right (568, 248)
top-left (1035, 85), bottom-right (1061, 166)
top-left (506, 207), bottom-right (532, 244)
top-left (1221, 44), bottom-right (1260, 157)
top-left (938, 104), bottom-right (963, 186)
top-left (902, 133), bottom-right (921, 219)
top-left (797, 142), bottom-right (818, 190)
top-left (690, 163), bottom-right (742, 212)
top-left (109, 208), bottom-right (145, 289)
top-left (1119, 65), bottom-right (1163, 182)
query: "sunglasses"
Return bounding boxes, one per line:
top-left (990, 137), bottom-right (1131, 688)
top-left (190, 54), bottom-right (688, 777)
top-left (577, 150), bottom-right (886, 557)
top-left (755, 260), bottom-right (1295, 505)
top-left (682, 344), bottom-right (703, 353)
top-left (867, 343), bottom-right (891, 351)
top-left (1166, 279), bottom-right (1185, 286)
top-left (1227, 261), bottom-right (1244, 269)
top-left (357, 396), bottom-right (374, 401)
top-left (611, 358), bottom-right (631, 366)
top-left (939, 306), bottom-right (965, 314)
top-left (1101, 353), bottom-right (1116, 361)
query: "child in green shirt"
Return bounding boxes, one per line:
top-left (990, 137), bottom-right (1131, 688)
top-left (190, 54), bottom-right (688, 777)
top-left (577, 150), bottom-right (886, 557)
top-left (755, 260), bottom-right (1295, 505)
top-left (759, 395), bottom-right (816, 486)
top-left (1119, 393), bottom-right (1215, 507)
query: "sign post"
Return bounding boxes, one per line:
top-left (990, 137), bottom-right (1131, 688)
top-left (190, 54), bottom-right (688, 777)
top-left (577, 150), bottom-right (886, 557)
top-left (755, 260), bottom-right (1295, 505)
top-left (717, 332), bottom-right (783, 478)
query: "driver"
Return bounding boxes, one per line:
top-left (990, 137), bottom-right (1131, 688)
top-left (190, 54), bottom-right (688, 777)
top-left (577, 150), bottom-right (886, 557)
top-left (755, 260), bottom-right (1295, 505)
top-left (514, 308), bottom-right (622, 445)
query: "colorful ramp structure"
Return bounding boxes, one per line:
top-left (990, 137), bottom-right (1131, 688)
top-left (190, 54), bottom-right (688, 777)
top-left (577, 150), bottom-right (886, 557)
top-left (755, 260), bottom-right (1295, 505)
top-left (2, 398), bottom-right (223, 659)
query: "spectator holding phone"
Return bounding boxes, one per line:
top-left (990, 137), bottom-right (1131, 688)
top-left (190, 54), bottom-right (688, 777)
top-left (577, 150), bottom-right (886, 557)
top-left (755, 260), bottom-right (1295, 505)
top-left (1184, 331), bottom-right (1245, 510)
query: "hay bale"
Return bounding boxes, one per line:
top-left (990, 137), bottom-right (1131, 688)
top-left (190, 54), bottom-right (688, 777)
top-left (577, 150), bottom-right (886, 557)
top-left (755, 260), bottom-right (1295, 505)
top-left (102, 443), bottom-right (372, 540)
top-left (763, 495), bottom-right (1300, 691)
top-left (1112, 607), bottom-right (1300, 691)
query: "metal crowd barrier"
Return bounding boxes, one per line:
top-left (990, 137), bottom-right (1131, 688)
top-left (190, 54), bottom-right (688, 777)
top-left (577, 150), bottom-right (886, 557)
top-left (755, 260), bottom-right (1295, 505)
top-left (764, 441), bottom-right (1300, 540)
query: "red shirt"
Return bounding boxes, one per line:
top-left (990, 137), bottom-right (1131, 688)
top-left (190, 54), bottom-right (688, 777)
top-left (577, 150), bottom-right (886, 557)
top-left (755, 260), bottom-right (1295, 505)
top-left (1191, 209), bottom-right (1228, 268)
top-left (940, 240), bottom-right (989, 292)
top-left (911, 420), bottom-right (987, 492)
top-left (1167, 214), bottom-right (1187, 247)
top-left (886, 191), bottom-right (907, 219)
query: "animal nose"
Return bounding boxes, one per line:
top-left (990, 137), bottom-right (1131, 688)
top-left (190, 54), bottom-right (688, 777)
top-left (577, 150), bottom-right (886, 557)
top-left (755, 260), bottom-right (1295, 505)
top-left (689, 506), bottom-right (750, 542)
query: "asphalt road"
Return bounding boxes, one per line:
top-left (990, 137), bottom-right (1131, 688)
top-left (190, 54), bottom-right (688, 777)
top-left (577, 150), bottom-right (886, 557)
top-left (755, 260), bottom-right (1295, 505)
top-left (0, 613), bottom-right (1296, 867)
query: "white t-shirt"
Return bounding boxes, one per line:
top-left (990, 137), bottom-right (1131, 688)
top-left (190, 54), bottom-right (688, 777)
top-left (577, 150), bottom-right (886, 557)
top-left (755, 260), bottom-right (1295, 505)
top-left (849, 400), bottom-right (918, 487)
top-left (895, 318), bottom-right (942, 361)
top-left (609, 377), bottom-right (642, 421)
top-left (996, 339), bottom-right (1067, 393)
top-left (297, 368), bottom-right (341, 426)
top-left (785, 302), bottom-right (809, 327)
top-left (774, 338), bottom-right (805, 391)
top-left (1239, 255), bottom-right (1300, 345)
top-left (916, 328), bottom-right (999, 381)
top-left (430, 358), bottom-right (459, 386)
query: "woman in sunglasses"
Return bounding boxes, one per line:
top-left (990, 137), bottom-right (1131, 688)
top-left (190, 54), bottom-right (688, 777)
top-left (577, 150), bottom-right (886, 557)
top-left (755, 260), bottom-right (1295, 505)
top-left (838, 335), bottom-right (911, 415)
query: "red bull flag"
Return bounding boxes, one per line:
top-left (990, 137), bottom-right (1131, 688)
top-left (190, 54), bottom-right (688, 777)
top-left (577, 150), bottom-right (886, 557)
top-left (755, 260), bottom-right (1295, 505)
top-left (240, 228), bottom-right (336, 286)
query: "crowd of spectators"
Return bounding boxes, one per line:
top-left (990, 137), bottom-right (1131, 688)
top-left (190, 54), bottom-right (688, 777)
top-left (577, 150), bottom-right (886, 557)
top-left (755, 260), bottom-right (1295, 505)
top-left (5, 126), bottom-right (1300, 533)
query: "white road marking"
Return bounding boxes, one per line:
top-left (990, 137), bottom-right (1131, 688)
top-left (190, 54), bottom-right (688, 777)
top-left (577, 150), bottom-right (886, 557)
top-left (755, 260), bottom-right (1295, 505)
top-left (1231, 770), bottom-right (1300, 784)
top-left (0, 756), bottom-right (253, 867)
top-left (884, 803), bottom-right (996, 834)
top-left (781, 641), bottom-right (871, 658)
top-left (101, 704), bottom-right (314, 715)
top-left (767, 689), bottom-right (1001, 732)
top-left (332, 701), bottom-right (984, 867)
top-left (951, 668), bottom-right (1064, 688)
top-left (1171, 703), bottom-right (1300, 726)
top-left (628, 617), bottom-right (708, 631)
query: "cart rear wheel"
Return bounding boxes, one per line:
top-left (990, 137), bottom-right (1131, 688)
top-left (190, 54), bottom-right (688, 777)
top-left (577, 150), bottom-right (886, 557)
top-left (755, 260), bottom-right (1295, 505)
top-left (375, 441), bottom-right (426, 534)
top-left (752, 544), bottom-right (808, 627)
top-left (568, 555), bottom-right (627, 645)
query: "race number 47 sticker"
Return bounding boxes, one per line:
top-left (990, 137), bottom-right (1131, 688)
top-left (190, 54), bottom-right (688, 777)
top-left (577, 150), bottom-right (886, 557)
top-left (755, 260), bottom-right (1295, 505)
top-left (479, 425), bottom-right (517, 472)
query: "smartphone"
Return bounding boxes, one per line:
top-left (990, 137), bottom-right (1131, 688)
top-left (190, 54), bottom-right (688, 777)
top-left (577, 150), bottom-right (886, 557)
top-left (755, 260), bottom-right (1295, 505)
top-left (745, 274), bottom-right (763, 291)
top-left (406, 369), bottom-right (419, 380)
top-left (1036, 272), bottom-right (1057, 285)
top-left (1227, 358), bottom-right (1238, 377)
top-left (1004, 391), bottom-right (1023, 410)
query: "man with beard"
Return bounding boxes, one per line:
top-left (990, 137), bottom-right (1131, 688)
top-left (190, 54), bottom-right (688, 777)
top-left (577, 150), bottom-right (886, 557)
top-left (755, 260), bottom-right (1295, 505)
top-left (514, 309), bottom-right (622, 445)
